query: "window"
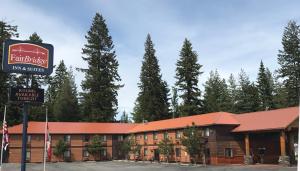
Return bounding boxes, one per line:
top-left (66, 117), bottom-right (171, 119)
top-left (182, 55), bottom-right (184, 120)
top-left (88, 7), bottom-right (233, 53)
top-left (27, 135), bottom-right (31, 144)
top-left (225, 148), bottom-right (233, 158)
top-left (64, 149), bottom-right (71, 159)
top-left (153, 132), bottom-right (158, 140)
top-left (118, 135), bottom-right (123, 141)
top-left (83, 146), bottom-right (89, 157)
top-left (175, 130), bottom-right (181, 139)
top-left (100, 135), bottom-right (107, 141)
top-left (175, 148), bottom-right (181, 157)
top-left (205, 128), bottom-right (210, 137)
top-left (64, 135), bottom-right (71, 143)
top-left (199, 130), bottom-right (204, 136)
top-left (144, 148), bottom-right (148, 156)
top-left (26, 149), bottom-right (31, 161)
top-left (101, 149), bottom-right (107, 157)
top-left (83, 135), bottom-right (90, 142)
top-left (163, 132), bottom-right (169, 139)
top-left (144, 133), bottom-right (148, 141)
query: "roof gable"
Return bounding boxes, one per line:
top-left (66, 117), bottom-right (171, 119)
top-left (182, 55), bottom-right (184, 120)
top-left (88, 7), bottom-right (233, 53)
top-left (232, 107), bottom-right (299, 132)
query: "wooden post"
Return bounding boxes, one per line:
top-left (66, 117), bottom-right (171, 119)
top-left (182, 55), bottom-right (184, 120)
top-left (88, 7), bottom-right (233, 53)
top-left (280, 131), bottom-right (286, 156)
top-left (245, 134), bottom-right (250, 156)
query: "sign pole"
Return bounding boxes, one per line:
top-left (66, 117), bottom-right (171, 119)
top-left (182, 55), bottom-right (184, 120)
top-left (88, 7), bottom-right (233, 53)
top-left (20, 74), bottom-right (30, 171)
top-left (1, 39), bottom-right (54, 170)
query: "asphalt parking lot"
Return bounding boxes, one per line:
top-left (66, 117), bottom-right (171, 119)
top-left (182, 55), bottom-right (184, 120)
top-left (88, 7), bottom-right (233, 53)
top-left (0, 161), bottom-right (297, 171)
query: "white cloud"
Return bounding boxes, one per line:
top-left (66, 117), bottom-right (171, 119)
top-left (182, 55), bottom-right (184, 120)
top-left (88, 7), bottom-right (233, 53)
top-left (0, 0), bottom-right (86, 94)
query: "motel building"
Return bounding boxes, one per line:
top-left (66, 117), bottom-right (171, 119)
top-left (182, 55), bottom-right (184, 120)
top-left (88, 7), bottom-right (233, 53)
top-left (2, 107), bottom-right (299, 165)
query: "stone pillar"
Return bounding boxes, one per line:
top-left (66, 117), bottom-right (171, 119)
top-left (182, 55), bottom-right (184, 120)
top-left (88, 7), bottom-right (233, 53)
top-left (244, 133), bottom-right (253, 164)
top-left (279, 130), bottom-right (290, 166)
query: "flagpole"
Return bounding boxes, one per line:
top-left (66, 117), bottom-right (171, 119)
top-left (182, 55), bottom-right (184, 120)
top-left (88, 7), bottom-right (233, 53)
top-left (0, 105), bottom-right (7, 171)
top-left (43, 106), bottom-right (48, 171)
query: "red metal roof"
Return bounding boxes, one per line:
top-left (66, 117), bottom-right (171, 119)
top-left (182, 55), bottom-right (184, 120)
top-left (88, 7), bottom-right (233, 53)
top-left (7, 107), bottom-right (299, 134)
top-left (232, 106), bottom-right (299, 132)
top-left (129, 112), bottom-right (239, 133)
top-left (8, 122), bottom-right (139, 134)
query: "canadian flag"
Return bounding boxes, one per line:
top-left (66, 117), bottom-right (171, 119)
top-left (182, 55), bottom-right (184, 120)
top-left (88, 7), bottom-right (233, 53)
top-left (45, 121), bottom-right (51, 160)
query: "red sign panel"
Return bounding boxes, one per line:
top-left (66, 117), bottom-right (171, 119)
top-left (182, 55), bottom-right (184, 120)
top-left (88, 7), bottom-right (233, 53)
top-left (8, 43), bottom-right (49, 68)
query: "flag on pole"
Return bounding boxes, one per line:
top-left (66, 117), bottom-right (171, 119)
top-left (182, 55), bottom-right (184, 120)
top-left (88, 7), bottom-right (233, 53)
top-left (1, 105), bottom-right (8, 171)
top-left (45, 121), bottom-right (51, 160)
top-left (2, 121), bottom-right (9, 151)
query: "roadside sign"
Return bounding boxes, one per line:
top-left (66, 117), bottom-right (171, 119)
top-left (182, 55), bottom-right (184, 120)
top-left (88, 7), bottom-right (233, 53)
top-left (2, 39), bottom-right (54, 75)
top-left (9, 87), bottom-right (44, 103)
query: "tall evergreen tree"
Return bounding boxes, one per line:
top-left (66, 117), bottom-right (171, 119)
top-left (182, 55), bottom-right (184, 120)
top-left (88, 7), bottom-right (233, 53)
top-left (45, 60), bottom-right (69, 121)
top-left (256, 61), bottom-right (274, 110)
top-left (24, 32), bottom-right (51, 121)
top-left (0, 21), bottom-right (20, 125)
top-left (227, 74), bottom-right (238, 113)
top-left (80, 13), bottom-right (122, 122)
top-left (28, 32), bottom-right (45, 88)
top-left (53, 68), bottom-right (80, 121)
top-left (120, 110), bottom-right (130, 123)
top-left (132, 34), bottom-right (170, 122)
top-left (203, 70), bottom-right (230, 113)
top-left (235, 70), bottom-right (260, 113)
top-left (277, 20), bottom-right (300, 106)
top-left (273, 72), bottom-right (289, 108)
top-left (175, 39), bottom-right (203, 116)
top-left (171, 87), bottom-right (179, 118)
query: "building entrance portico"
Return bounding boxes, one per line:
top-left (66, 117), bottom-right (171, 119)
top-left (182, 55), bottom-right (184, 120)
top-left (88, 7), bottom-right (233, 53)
top-left (243, 126), bottom-right (298, 165)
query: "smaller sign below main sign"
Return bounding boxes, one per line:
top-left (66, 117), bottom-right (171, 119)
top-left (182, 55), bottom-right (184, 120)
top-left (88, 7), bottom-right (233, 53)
top-left (9, 87), bottom-right (44, 103)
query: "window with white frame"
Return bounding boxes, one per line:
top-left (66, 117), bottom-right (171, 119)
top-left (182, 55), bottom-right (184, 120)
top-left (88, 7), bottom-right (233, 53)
top-left (83, 146), bottom-right (89, 158)
top-left (101, 135), bottom-right (107, 141)
top-left (153, 132), bottom-right (158, 140)
top-left (225, 148), bottom-right (233, 158)
top-left (101, 148), bottom-right (107, 157)
top-left (176, 130), bottom-right (181, 139)
top-left (164, 132), bottom-right (169, 139)
top-left (205, 128), bottom-right (210, 137)
top-left (64, 135), bottom-right (71, 143)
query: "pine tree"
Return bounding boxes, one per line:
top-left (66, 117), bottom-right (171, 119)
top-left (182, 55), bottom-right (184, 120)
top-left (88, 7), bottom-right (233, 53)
top-left (277, 20), bottom-right (300, 106)
top-left (28, 32), bottom-right (46, 88)
top-left (0, 21), bottom-right (19, 125)
top-left (203, 70), bottom-right (230, 113)
top-left (53, 68), bottom-right (80, 121)
top-left (227, 74), bottom-right (238, 113)
top-left (175, 39), bottom-right (203, 116)
top-left (120, 110), bottom-right (130, 123)
top-left (45, 60), bottom-right (69, 121)
top-left (273, 73), bottom-right (289, 108)
top-left (29, 32), bottom-right (43, 43)
top-left (256, 61), bottom-right (274, 110)
top-left (132, 34), bottom-right (170, 122)
top-left (81, 13), bottom-right (122, 122)
top-left (235, 70), bottom-right (260, 113)
top-left (24, 32), bottom-right (51, 121)
top-left (171, 87), bottom-right (179, 118)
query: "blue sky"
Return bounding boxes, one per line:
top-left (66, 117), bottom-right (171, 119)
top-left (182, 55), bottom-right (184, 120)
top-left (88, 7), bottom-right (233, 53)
top-left (1, 0), bottom-right (300, 119)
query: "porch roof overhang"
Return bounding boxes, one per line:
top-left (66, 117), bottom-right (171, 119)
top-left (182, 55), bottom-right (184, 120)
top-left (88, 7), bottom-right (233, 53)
top-left (231, 107), bottom-right (299, 133)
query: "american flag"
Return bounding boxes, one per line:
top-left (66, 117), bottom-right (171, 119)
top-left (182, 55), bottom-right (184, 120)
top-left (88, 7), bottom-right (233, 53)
top-left (45, 122), bottom-right (51, 160)
top-left (2, 121), bottom-right (9, 151)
